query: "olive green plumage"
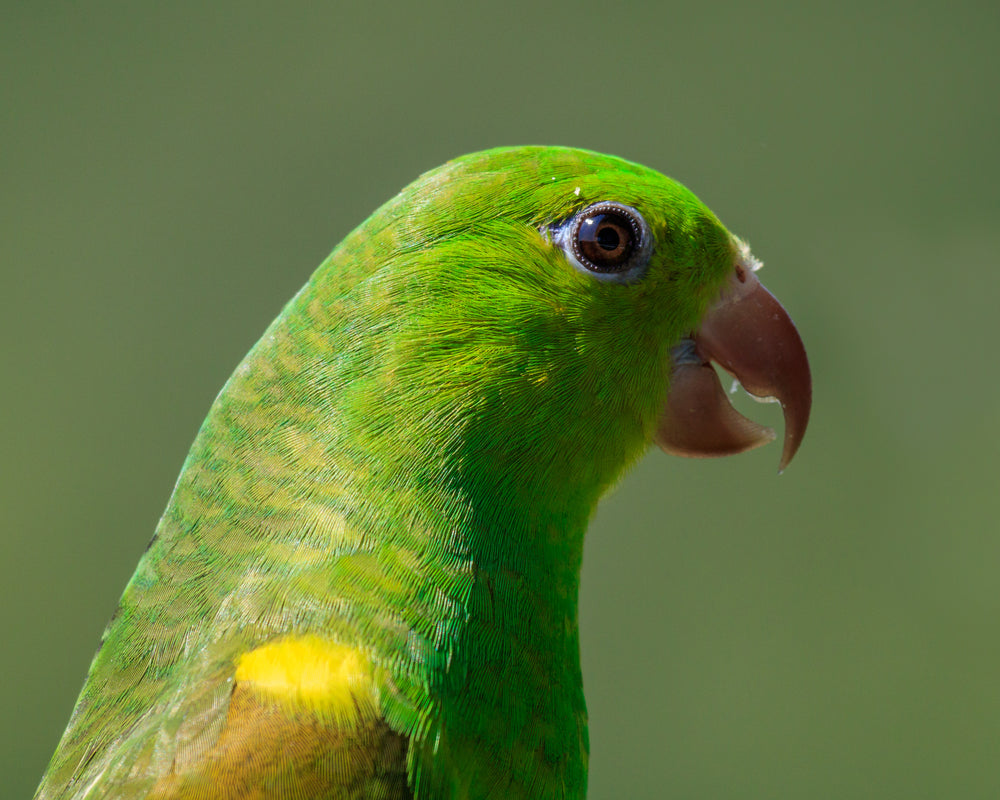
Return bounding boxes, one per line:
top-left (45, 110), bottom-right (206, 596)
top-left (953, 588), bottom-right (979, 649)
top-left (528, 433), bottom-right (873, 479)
top-left (37, 147), bottom-right (737, 799)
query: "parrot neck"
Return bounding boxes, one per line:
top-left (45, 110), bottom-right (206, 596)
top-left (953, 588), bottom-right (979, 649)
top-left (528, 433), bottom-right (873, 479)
top-left (407, 486), bottom-right (591, 797)
top-left (391, 406), bottom-right (609, 795)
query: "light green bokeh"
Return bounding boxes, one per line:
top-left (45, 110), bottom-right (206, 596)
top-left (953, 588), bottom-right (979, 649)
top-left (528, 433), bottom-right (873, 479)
top-left (3, 2), bottom-right (997, 797)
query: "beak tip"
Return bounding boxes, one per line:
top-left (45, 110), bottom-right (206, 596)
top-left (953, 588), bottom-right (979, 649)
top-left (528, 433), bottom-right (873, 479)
top-left (776, 398), bottom-right (811, 473)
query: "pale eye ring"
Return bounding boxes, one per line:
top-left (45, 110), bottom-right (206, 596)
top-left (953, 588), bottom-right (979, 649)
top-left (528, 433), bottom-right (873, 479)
top-left (557, 202), bottom-right (652, 283)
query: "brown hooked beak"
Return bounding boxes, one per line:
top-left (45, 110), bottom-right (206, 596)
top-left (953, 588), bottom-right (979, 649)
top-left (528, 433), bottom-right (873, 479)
top-left (654, 257), bottom-right (812, 472)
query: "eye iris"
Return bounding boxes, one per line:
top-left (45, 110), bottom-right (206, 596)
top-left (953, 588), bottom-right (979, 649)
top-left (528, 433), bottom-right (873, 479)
top-left (576, 210), bottom-right (637, 271)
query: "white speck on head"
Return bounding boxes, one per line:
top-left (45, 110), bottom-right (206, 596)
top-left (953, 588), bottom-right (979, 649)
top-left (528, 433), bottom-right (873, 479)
top-left (573, 186), bottom-right (581, 196)
top-left (733, 235), bottom-right (763, 272)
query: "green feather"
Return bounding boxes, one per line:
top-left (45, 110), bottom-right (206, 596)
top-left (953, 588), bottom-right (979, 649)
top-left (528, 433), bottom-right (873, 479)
top-left (36, 146), bottom-right (736, 799)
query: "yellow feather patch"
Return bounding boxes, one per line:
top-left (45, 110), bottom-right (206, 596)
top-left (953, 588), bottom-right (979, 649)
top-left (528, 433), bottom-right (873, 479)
top-left (234, 635), bottom-right (376, 726)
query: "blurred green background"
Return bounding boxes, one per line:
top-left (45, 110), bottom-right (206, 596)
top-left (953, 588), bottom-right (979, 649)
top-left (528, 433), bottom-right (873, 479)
top-left (3, 2), bottom-right (998, 797)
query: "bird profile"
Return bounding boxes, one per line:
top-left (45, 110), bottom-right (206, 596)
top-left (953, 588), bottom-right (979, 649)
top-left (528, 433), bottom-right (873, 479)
top-left (36, 146), bottom-right (810, 800)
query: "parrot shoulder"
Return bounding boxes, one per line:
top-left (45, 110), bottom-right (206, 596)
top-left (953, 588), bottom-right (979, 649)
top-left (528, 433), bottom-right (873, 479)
top-left (147, 635), bottom-right (412, 799)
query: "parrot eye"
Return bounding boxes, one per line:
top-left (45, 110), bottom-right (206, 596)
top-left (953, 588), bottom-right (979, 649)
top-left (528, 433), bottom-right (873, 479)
top-left (557, 202), bottom-right (652, 283)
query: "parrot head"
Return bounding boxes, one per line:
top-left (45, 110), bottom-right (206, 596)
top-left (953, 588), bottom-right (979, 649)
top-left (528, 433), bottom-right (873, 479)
top-left (328, 147), bottom-right (810, 491)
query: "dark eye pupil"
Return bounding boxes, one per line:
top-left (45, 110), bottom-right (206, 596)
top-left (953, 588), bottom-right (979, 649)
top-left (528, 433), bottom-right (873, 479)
top-left (596, 226), bottom-right (620, 250)
top-left (575, 209), bottom-right (637, 272)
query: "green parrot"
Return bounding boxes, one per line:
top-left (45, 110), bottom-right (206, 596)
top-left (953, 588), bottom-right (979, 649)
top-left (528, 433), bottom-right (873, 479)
top-left (35, 146), bottom-right (811, 799)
